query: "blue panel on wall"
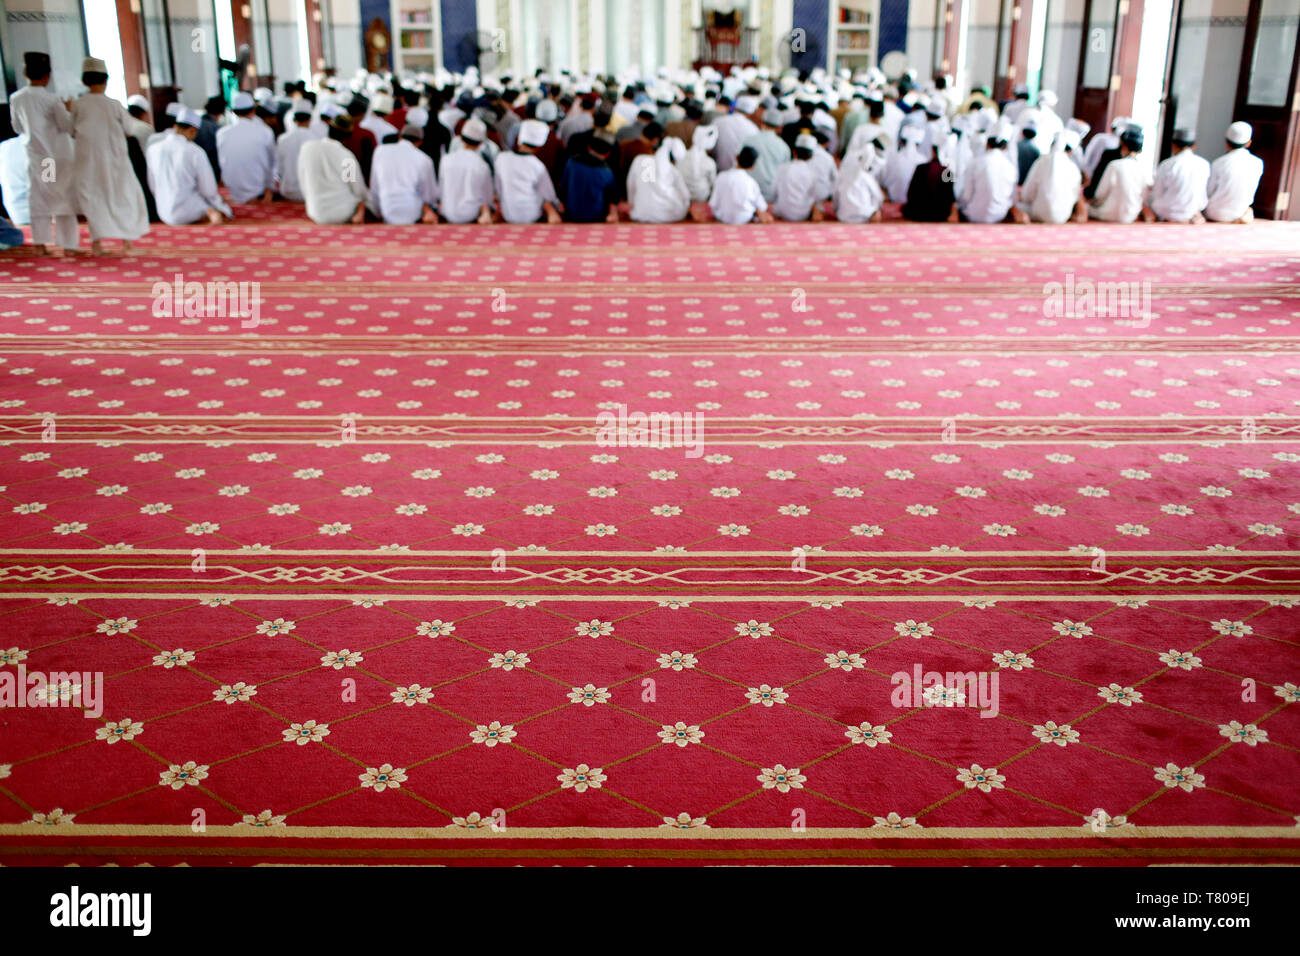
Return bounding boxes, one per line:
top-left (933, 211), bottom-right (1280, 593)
top-left (791, 0), bottom-right (830, 72)
top-left (878, 0), bottom-right (908, 59)
top-left (441, 0), bottom-right (478, 73)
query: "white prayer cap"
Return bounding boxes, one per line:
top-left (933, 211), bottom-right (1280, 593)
top-left (517, 118), bottom-right (549, 147)
top-left (1013, 83), bottom-right (1030, 96)
top-left (535, 98), bottom-right (559, 123)
top-left (253, 86), bottom-right (273, 105)
top-left (372, 92), bottom-right (394, 113)
top-left (1020, 109), bottom-right (1039, 131)
top-left (1038, 89), bottom-right (1058, 108)
top-left (901, 91), bottom-right (920, 108)
top-left (735, 95), bottom-right (760, 114)
top-left (406, 106), bottom-right (429, 127)
top-left (1060, 130), bottom-right (1081, 151)
top-left (164, 101), bottom-right (184, 117)
top-left (899, 125), bottom-right (924, 144)
top-left (319, 101), bottom-right (344, 119)
top-left (82, 56), bottom-right (108, 74)
top-left (994, 117), bottom-right (1017, 142)
top-left (126, 94), bottom-right (150, 111)
top-left (1226, 121), bottom-right (1252, 145)
top-left (923, 96), bottom-right (944, 117)
top-left (461, 116), bottom-right (488, 142)
top-left (1110, 115), bottom-right (1129, 131)
top-left (175, 107), bottom-right (202, 128)
top-left (795, 133), bottom-right (817, 150)
top-left (231, 91), bottom-right (255, 111)
top-left (762, 107), bottom-right (784, 126)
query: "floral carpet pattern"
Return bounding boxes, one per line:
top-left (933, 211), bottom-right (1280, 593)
top-left (0, 207), bottom-right (1297, 865)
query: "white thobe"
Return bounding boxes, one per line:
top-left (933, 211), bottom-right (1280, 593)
top-left (883, 141), bottom-right (927, 203)
top-left (1020, 148), bottom-right (1082, 223)
top-left (298, 137), bottom-right (368, 224)
top-left (370, 139), bottom-right (439, 224)
top-left (361, 114), bottom-right (398, 143)
top-left (1204, 148), bottom-right (1264, 222)
top-left (712, 113), bottom-right (758, 172)
top-left (275, 126), bottom-right (314, 201)
top-left (1082, 131), bottom-right (1119, 179)
top-left (833, 152), bottom-right (884, 223)
top-left (810, 146), bottom-right (837, 201)
top-left (1148, 149), bottom-right (1210, 222)
top-left (627, 154), bottom-right (690, 223)
top-left (958, 148), bottom-right (1018, 223)
top-left (124, 114), bottom-right (153, 156)
top-left (845, 121), bottom-right (890, 159)
top-left (217, 116), bottom-right (276, 202)
top-left (771, 159), bottom-right (827, 222)
top-left (708, 168), bottom-right (767, 224)
top-left (438, 148), bottom-right (494, 223)
top-left (146, 132), bottom-right (232, 225)
top-left (494, 151), bottom-right (558, 223)
top-left (9, 84), bottom-right (78, 244)
top-left (679, 148), bottom-right (717, 203)
top-left (1088, 154), bottom-right (1151, 223)
top-left (0, 135), bottom-right (31, 225)
top-left (71, 93), bottom-right (149, 240)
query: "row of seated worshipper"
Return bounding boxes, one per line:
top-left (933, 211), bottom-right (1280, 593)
top-left (4, 56), bottom-right (1267, 245)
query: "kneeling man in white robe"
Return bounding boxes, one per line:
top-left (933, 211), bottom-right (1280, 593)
top-left (298, 115), bottom-right (370, 224)
top-left (371, 123), bottom-right (439, 224)
top-left (1204, 122), bottom-right (1264, 223)
top-left (147, 107), bottom-right (233, 225)
top-left (494, 119), bottom-right (561, 223)
top-left (628, 137), bottom-right (690, 223)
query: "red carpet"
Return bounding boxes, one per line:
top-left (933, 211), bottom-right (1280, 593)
top-left (0, 206), bottom-right (1298, 865)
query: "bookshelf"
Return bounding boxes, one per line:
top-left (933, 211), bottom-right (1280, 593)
top-left (391, 0), bottom-right (442, 75)
top-left (828, 0), bottom-right (879, 75)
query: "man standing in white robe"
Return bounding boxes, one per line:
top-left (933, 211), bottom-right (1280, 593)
top-left (276, 104), bottom-right (315, 202)
top-left (1144, 128), bottom-right (1209, 223)
top-left (298, 115), bottom-right (370, 224)
top-left (71, 57), bottom-right (149, 254)
top-left (0, 133), bottom-right (30, 225)
top-left (439, 117), bottom-right (495, 224)
top-left (217, 91), bottom-right (276, 203)
top-left (10, 51), bottom-right (79, 254)
top-left (147, 107), bottom-right (232, 225)
top-left (371, 124), bottom-right (439, 224)
top-left (1204, 122), bottom-right (1264, 223)
top-left (494, 119), bottom-right (561, 223)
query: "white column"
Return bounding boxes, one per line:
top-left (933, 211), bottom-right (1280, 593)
top-left (607, 0), bottom-right (629, 77)
top-left (664, 0), bottom-right (681, 69)
top-left (589, 0), bottom-right (606, 74)
top-left (771, 0), bottom-right (793, 71)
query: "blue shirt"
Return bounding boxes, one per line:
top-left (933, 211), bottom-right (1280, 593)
top-left (560, 153), bottom-right (615, 222)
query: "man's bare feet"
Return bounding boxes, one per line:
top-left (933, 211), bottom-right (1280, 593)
top-left (1140, 206), bottom-right (1156, 223)
top-left (205, 208), bottom-right (224, 225)
top-left (869, 210), bottom-right (883, 223)
top-left (122, 240), bottom-right (135, 256)
top-left (91, 240), bottom-right (105, 256)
